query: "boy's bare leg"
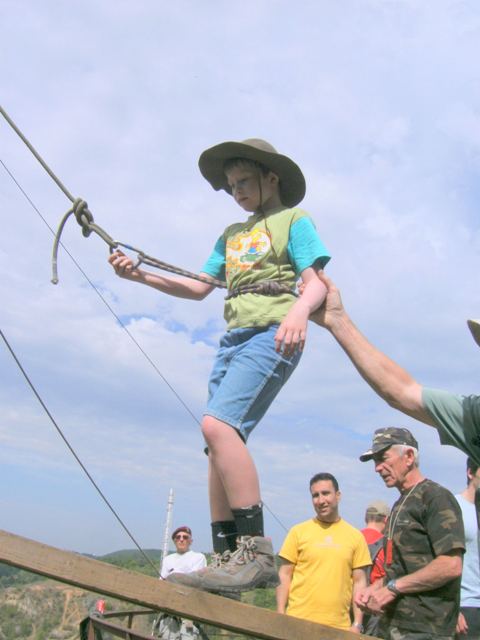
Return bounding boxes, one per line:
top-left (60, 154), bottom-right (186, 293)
top-left (203, 416), bottom-right (261, 509)
top-left (208, 460), bottom-right (234, 521)
top-left (167, 416), bottom-right (277, 591)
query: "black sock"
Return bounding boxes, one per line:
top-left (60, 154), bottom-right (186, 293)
top-left (211, 520), bottom-right (238, 554)
top-left (231, 503), bottom-right (264, 538)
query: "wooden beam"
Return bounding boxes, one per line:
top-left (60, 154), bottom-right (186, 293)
top-left (0, 529), bottom-right (369, 640)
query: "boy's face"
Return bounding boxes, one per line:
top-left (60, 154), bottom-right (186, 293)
top-left (225, 164), bottom-right (280, 213)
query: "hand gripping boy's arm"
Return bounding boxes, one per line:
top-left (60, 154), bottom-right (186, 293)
top-left (108, 250), bottom-right (215, 300)
top-left (274, 267), bottom-right (327, 356)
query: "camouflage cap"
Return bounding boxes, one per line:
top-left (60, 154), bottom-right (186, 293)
top-left (360, 427), bottom-right (418, 462)
top-left (467, 319), bottom-right (480, 348)
top-left (365, 500), bottom-right (390, 518)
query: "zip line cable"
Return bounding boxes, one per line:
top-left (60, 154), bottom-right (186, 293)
top-left (0, 328), bottom-right (159, 574)
top-left (0, 106), bottom-right (290, 534)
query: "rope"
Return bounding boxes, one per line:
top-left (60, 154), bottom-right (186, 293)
top-left (226, 280), bottom-right (296, 301)
top-left (1, 103), bottom-right (295, 302)
top-left (0, 105), bottom-right (76, 202)
top-left (51, 199), bottom-right (229, 288)
top-left (0, 328), bottom-right (159, 575)
top-left (0, 104), bottom-right (227, 288)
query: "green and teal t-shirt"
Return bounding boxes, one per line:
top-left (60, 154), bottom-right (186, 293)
top-left (202, 207), bottom-right (330, 330)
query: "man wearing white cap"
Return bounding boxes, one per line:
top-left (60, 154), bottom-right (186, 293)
top-left (310, 273), bottom-right (480, 466)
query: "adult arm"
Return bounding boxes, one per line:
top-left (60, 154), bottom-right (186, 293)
top-left (310, 272), bottom-right (436, 426)
top-left (275, 559), bottom-right (295, 614)
top-left (274, 267), bottom-right (327, 356)
top-left (394, 550), bottom-right (463, 593)
top-left (350, 568), bottom-right (367, 634)
top-left (108, 250), bottom-right (215, 300)
top-left (363, 551), bottom-right (463, 615)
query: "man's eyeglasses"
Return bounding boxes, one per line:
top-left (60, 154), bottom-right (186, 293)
top-left (174, 534), bottom-right (190, 540)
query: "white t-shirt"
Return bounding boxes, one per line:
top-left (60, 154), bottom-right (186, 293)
top-left (160, 550), bottom-right (207, 580)
top-left (455, 494), bottom-right (480, 608)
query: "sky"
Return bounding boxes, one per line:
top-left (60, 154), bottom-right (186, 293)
top-left (1, 0), bottom-right (480, 561)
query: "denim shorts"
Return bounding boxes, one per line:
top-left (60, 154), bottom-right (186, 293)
top-left (204, 324), bottom-right (302, 441)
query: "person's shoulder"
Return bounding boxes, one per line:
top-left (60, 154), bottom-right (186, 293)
top-left (189, 550), bottom-right (206, 560)
top-left (337, 518), bottom-right (365, 538)
top-left (282, 206), bottom-right (311, 221)
top-left (161, 552), bottom-right (177, 566)
top-left (421, 477), bottom-right (455, 497)
top-left (223, 220), bottom-right (247, 237)
top-left (289, 517), bottom-right (317, 533)
top-left (266, 206), bottom-right (311, 222)
top-left (454, 493), bottom-right (472, 512)
top-left (361, 527), bottom-right (383, 543)
top-left (419, 479), bottom-right (462, 513)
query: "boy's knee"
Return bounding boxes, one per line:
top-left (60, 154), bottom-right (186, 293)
top-left (201, 415), bottom-right (221, 444)
top-left (202, 416), bottom-right (238, 446)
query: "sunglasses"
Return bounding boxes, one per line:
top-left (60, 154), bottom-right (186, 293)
top-left (174, 534), bottom-right (191, 540)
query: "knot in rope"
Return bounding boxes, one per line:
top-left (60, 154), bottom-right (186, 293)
top-left (225, 280), bottom-right (296, 300)
top-left (72, 198), bottom-right (94, 237)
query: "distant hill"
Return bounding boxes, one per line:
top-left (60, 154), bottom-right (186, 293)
top-left (95, 548), bottom-right (162, 575)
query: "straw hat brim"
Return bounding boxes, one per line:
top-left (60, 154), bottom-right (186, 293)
top-left (198, 141), bottom-right (306, 208)
top-left (467, 319), bottom-right (480, 348)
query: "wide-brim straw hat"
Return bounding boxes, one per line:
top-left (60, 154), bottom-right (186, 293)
top-left (198, 138), bottom-right (306, 208)
top-left (467, 319), bottom-right (480, 348)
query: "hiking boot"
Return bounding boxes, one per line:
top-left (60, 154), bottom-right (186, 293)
top-left (201, 536), bottom-right (278, 594)
top-left (166, 550), bottom-right (232, 589)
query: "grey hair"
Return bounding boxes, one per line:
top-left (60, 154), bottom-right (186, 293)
top-left (391, 444), bottom-right (419, 466)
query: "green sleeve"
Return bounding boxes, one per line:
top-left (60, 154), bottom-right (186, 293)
top-left (422, 387), bottom-right (480, 465)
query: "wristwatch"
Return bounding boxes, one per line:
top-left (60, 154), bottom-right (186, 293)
top-left (352, 622), bottom-right (364, 632)
top-left (386, 579), bottom-right (401, 596)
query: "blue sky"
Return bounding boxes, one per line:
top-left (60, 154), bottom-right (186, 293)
top-left (1, 0), bottom-right (480, 558)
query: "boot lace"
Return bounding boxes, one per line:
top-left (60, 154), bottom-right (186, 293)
top-left (210, 550), bottom-right (232, 569)
top-left (222, 536), bottom-right (257, 573)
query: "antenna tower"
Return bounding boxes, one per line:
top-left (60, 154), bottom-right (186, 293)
top-left (159, 488), bottom-right (174, 573)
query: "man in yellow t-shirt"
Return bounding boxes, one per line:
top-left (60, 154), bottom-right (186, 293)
top-left (276, 472), bottom-right (371, 633)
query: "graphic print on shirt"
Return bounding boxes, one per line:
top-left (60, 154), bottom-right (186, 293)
top-left (226, 227), bottom-right (271, 279)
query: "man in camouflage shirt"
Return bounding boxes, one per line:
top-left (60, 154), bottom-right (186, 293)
top-left (355, 427), bottom-right (465, 640)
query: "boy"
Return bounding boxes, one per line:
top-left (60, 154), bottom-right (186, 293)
top-left (109, 138), bottom-right (330, 593)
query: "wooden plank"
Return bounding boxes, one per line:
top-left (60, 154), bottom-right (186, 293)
top-left (0, 529), bottom-right (368, 640)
